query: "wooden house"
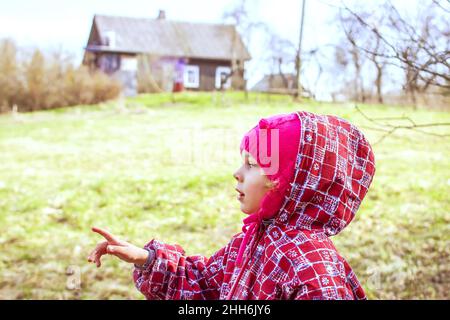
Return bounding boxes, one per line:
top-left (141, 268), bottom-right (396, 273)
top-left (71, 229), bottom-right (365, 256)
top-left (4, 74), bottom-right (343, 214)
top-left (83, 11), bottom-right (251, 96)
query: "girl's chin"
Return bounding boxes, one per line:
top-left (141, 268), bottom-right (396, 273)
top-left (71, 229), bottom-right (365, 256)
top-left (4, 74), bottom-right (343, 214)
top-left (238, 197), bottom-right (260, 214)
top-left (240, 204), bottom-right (257, 215)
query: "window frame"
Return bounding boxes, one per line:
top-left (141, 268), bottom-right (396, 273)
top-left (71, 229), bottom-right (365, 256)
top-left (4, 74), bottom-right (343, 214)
top-left (215, 66), bottom-right (232, 89)
top-left (184, 65), bottom-right (200, 88)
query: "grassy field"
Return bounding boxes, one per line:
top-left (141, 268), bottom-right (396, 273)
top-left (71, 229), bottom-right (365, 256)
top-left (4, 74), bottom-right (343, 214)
top-left (0, 92), bottom-right (449, 299)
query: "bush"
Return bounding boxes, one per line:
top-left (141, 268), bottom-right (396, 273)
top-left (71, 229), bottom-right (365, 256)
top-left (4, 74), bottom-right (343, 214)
top-left (0, 39), bottom-right (122, 113)
top-left (0, 39), bottom-right (23, 112)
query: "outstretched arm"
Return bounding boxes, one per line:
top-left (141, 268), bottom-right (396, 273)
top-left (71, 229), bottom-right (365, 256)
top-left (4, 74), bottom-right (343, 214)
top-left (88, 227), bottom-right (227, 300)
top-left (87, 227), bottom-right (149, 267)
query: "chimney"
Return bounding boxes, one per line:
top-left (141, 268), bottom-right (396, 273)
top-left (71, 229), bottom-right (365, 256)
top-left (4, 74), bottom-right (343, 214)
top-left (157, 10), bottom-right (166, 20)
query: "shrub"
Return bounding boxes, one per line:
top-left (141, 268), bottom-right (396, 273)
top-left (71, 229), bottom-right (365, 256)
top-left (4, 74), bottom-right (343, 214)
top-left (0, 39), bottom-right (122, 113)
top-left (0, 39), bottom-right (23, 112)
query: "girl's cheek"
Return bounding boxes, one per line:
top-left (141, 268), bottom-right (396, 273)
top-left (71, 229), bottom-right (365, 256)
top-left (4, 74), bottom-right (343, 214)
top-left (246, 175), bottom-right (266, 197)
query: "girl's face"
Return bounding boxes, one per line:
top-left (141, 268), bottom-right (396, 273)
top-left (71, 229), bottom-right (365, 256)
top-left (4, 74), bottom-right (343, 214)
top-left (233, 151), bottom-right (273, 214)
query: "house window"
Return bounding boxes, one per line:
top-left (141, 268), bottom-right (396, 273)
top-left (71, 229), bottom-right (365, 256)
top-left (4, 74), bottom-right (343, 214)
top-left (98, 54), bottom-right (120, 74)
top-left (121, 56), bottom-right (137, 71)
top-left (184, 65), bottom-right (200, 88)
top-left (215, 66), bottom-right (231, 89)
top-left (104, 31), bottom-right (116, 48)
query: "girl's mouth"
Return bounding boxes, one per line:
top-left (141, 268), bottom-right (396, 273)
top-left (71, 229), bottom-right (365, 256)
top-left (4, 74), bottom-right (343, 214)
top-left (235, 188), bottom-right (245, 201)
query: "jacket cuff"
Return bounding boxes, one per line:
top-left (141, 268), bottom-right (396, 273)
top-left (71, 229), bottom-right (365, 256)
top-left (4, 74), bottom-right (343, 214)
top-left (134, 247), bottom-right (155, 270)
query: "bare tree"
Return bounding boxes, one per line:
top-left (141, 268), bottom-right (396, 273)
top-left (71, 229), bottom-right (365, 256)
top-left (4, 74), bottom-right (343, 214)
top-left (340, 0), bottom-right (450, 106)
top-left (337, 10), bottom-right (370, 102)
top-left (266, 32), bottom-right (297, 89)
top-left (222, 0), bottom-right (264, 93)
top-left (355, 104), bottom-right (450, 145)
top-left (370, 34), bottom-right (388, 104)
top-left (341, 7), bottom-right (390, 104)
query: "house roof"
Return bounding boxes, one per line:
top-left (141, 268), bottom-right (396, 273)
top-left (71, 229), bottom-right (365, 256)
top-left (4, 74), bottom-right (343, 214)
top-left (251, 73), bottom-right (311, 96)
top-left (252, 74), bottom-right (298, 91)
top-left (86, 14), bottom-right (251, 61)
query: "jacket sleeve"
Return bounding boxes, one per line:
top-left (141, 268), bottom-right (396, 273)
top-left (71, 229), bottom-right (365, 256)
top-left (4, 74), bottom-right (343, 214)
top-left (285, 277), bottom-right (367, 300)
top-left (291, 284), bottom-right (366, 300)
top-left (133, 239), bottom-right (227, 300)
top-left (281, 280), bottom-right (340, 300)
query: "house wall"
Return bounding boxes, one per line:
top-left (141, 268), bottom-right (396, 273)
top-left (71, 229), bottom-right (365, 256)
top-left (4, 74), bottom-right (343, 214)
top-left (188, 58), bottom-right (232, 91)
top-left (114, 54), bottom-right (138, 96)
top-left (88, 52), bottom-right (138, 96)
top-left (83, 50), bottom-right (247, 95)
top-left (135, 57), bottom-right (243, 92)
top-left (82, 22), bottom-right (101, 67)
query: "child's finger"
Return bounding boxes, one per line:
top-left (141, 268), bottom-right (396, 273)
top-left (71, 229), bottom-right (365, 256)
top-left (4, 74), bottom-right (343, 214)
top-left (91, 227), bottom-right (120, 244)
top-left (94, 253), bottom-right (103, 268)
top-left (88, 246), bottom-right (100, 262)
top-left (94, 247), bottom-right (108, 267)
top-left (88, 241), bottom-right (107, 263)
top-left (88, 248), bottom-right (98, 262)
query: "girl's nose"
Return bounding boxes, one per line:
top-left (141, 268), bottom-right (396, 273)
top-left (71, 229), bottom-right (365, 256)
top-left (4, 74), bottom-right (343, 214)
top-left (233, 170), bottom-right (243, 182)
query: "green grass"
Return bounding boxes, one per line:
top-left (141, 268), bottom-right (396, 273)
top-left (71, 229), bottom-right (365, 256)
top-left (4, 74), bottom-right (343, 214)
top-left (0, 91), bottom-right (449, 299)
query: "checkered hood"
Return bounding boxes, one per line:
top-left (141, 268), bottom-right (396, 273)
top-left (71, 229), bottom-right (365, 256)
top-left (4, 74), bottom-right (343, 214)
top-left (275, 111), bottom-right (376, 236)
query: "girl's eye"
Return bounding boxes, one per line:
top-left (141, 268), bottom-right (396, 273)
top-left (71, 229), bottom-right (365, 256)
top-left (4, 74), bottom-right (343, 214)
top-left (243, 154), bottom-right (257, 168)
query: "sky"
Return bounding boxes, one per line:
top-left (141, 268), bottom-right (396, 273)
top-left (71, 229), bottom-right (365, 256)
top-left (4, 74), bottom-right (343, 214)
top-left (0, 0), bottom-right (334, 54)
top-left (0, 0), bottom-right (422, 100)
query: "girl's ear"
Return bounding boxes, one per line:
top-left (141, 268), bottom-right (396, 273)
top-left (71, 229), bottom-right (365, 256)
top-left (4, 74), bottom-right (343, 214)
top-left (265, 179), bottom-right (279, 190)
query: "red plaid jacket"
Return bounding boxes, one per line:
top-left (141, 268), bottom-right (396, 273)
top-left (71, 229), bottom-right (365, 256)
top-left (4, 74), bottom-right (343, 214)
top-left (133, 111), bottom-right (375, 300)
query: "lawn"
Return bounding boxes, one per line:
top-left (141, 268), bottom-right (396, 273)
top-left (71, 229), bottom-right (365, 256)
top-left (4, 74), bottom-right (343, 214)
top-left (0, 92), bottom-right (448, 299)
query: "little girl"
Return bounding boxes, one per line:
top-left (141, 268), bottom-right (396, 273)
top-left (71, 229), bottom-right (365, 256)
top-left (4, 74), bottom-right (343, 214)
top-left (88, 110), bottom-right (375, 300)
